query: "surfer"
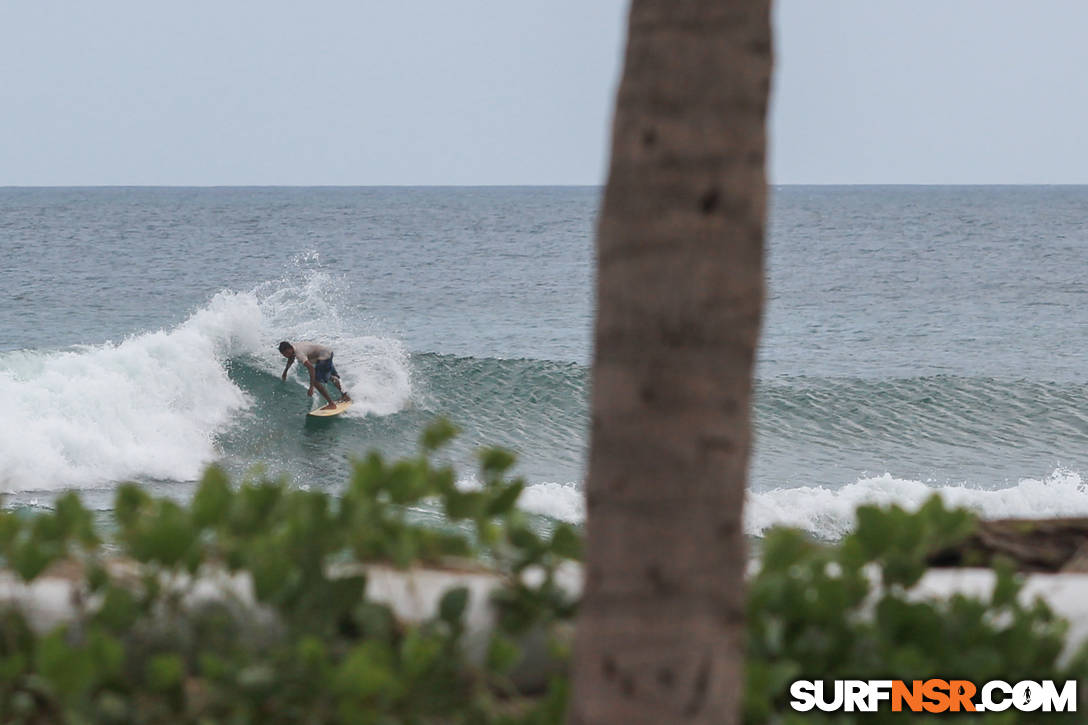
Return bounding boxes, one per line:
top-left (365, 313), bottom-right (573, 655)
top-left (278, 340), bottom-right (351, 411)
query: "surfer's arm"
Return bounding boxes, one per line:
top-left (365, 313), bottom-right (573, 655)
top-left (281, 357), bottom-right (294, 381)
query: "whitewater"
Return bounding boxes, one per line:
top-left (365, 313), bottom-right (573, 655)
top-left (0, 276), bottom-right (410, 491)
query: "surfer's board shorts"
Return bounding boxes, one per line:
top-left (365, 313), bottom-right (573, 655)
top-left (314, 355), bottom-right (338, 383)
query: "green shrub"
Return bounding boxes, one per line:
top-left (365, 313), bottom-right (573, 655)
top-left (745, 496), bottom-right (1088, 723)
top-left (0, 421), bottom-right (578, 725)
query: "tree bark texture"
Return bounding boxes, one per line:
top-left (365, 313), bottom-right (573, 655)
top-left (571, 1), bottom-right (771, 723)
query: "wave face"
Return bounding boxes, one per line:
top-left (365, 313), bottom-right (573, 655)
top-left (746, 375), bottom-right (1088, 537)
top-left (759, 375), bottom-right (1088, 458)
top-left (752, 375), bottom-right (1088, 491)
top-left (7, 302), bottom-right (1088, 539)
top-left (409, 352), bottom-right (587, 471)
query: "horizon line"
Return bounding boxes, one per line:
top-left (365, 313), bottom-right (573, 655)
top-left (6, 182), bottom-right (1088, 189)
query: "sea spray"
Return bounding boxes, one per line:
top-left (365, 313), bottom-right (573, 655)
top-left (253, 270), bottom-right (412, 416)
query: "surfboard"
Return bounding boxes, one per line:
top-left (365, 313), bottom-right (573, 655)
top-left (307, 399), bottom-right (353, 417)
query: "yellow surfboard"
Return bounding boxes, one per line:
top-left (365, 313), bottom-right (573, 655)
top-left (307, 399), bottom-right (353, 417)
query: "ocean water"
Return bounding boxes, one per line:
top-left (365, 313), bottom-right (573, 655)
top-left (3, 185), bottom-right (1088, 539)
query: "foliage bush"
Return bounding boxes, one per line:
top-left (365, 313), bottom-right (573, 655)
top-left (745, 496), bottom-right (1088, 723)
top-left (0, 421), bottom-right (579, 724)
top-left (2, 424), bottom-right (1087, 724)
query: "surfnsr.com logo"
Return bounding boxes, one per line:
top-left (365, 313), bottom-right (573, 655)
top-left (790, 679), bottom-right (1077, 713)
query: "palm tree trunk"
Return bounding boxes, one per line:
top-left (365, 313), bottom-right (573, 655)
top-left (571, 1), bottom-right (771, 723)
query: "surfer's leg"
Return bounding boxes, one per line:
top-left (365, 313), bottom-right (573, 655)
top-left (313, 381), bottom-right (336, 408)
top-left (327, 358), bottom-right (350, 400)
top-left (331, 375), bottom-right (350, 401)
top-left (313, 359), bottom-right (339, 407)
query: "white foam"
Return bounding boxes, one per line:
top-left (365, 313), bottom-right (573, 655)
top-left (517, 481), bottom-right (585, 522)
top-left (746, 468), bottom-right (1088, 539)
top-left (1, 271), bottom-right (413, 492)
top-left (478, 468), bottom-right (1088, 542)
top-left (0, 291), bottom-right (257, 492)
top-left (451, 475), bottom-right (586, 523)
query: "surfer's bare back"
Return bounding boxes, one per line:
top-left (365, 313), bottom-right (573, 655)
top-left (278, 340), bottom-right (351, 410)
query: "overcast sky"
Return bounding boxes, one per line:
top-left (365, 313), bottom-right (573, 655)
top-left (3, 1), bottom-right (1087, 185)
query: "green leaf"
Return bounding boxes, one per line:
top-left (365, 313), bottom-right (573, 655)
top-left (326, 575), bottom-right (368, 619)
top-left (509, 524), bottom-right (542, 554)
top-left (852, 505), bottom-right (894, 559)
top-left (37, 629), bottom-right (95, 695)
top-left (444, 490), bottom-right (485, 520)
top-left (486, 634), bottom-right (521, 674)
top-left (192, 465), bottom-right (233, 528)
top-left (127, 501), bottom-right (196, 567)
top-left (533, 677), bottom-right (570, 725)
top-left (479, 447), bottom-right (516, 479)
top-left (10, 540), bottom-right (58, 581)
top-left (87, 630), bottom-right (124, 681)
top-left (297, 636), bottom-right (328, 670)
top-left (438, 586), bottom-right (470, 626)
top-left (198, 653), bottom-right (232, 681)
top-left (354, 601), bottom-right (397, 642)
top-left (232, 482), bottom-right (285, 534)
top-left (991, 559), bottom-right (1021, 608)
top-left (146, 654), bottom-right (184, 692)
top-left (250, 547), bottom-right (293, 601)
top-left (421, 418), bottom-right (460, 452)
top-left (386, 461), bottom-right (425, 504)
top-left (401, 629), bottom-right (442, 678)
top-left (0, 511), bottom-right (21, 548)
top-left (95, 585), bottom-right (140, 631)
top-left (485, 481), bottom-right (524, 517)
top-left (390, 527), bottom-right (418, 569)
top-left (349, 452), bottom-right (387, 499)
top-left (334, 641), bottom-right (401, 701)
top-left (114, 483), bottom-right (150, 527)
top-left (54, 492), bottom-right (97, 546)
top-left (550, 523), bottom-right (582, 560)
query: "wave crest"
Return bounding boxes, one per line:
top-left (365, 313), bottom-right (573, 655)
top-left (747, 469), bottom-right (1088, 539)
